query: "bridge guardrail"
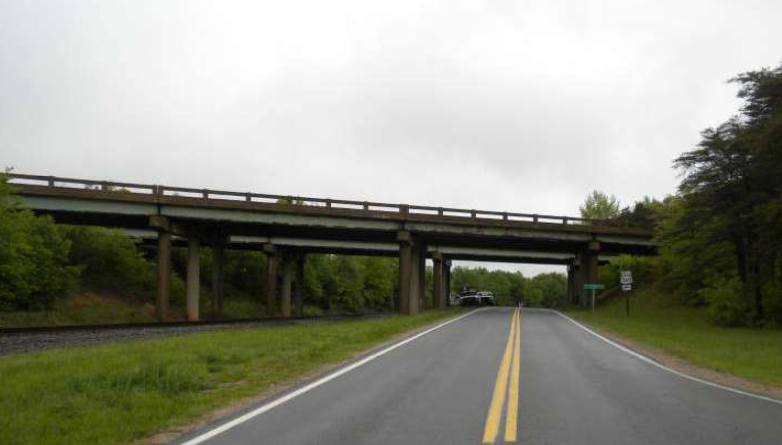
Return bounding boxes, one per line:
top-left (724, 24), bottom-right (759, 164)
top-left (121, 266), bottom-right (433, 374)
top-left (4, 173), bottom-right (640, 229)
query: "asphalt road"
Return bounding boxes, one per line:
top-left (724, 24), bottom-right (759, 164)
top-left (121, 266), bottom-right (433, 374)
top-left (175, 307), bottom-right (782, 445)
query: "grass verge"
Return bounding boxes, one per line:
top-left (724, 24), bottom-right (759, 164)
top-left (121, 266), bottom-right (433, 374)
top-left (568, 286), bottom-right (782, 388)
top-left (0, 307), bottom-right (465, 445)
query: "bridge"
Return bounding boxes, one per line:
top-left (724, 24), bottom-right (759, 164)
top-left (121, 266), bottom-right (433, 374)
top-left (5, 173), bottom-right (655, 320)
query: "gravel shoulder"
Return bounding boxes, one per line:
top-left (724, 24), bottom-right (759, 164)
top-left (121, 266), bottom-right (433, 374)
top-left (0, 315), bottom-right (389, 356)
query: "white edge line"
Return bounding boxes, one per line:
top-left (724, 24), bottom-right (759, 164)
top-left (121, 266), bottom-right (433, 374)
top-left (179, 308), bottom-right (484, 445)
top-left (543, 309), bottom-right (782, 406)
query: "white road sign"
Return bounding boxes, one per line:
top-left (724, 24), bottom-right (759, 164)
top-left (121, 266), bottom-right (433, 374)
top-left (622, 284), bottom-right (632, 292)
top-left (620, 270), bottom-right (633, 285)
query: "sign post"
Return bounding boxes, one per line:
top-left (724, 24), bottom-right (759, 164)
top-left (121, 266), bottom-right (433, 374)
top-left (583, 283), bottom-right (605, 312)
top-left (621, 270), bottom-right (633, 316)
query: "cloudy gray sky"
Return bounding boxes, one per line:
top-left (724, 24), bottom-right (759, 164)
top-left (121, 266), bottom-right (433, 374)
top-left (2, 0), bottom-right (781, 274)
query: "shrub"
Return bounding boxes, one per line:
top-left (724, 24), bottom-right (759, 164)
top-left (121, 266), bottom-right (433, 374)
top-left (63, 226), bottom-right (157, 301)
top-left (701, 278), bottom-right (751, 326)
top-left (0, 176), bottom-right (77, 310)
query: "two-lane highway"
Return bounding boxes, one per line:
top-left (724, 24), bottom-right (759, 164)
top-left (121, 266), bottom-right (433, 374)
top-left (175, 308), bottom-right (782, 445)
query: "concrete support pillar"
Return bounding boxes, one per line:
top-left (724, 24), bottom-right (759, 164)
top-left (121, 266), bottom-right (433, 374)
top-left (264, 243), bottom-right (278, 317)
top-left (418, 244), bottom-right (426, 309)
top-left (432, 253), bottom-right (444, 309)
top-left (445, 260), bottom-right (452, 306)
top-left (398, 239), bottom-right (412, 315)
top-left (281, 262), bottom-right (293, 318)
top-left (576, 265), bottom-right (583, 306)
top-left (410, 242), bottom-right (422, 314)
top-left (212, 243), bottom-right (225, 318)
top-left (156, 229), bottom-right (171, 321)
top-left (295, 254), bottom-right (305, 316)
top-left (186, 236), bottom-right (201, 321)
top-left (579, 242), bottom-right (600, 308)
top-left (397, 231), bottom-right (420, 315)
top-left (567, 264), bottom-right (576, 306)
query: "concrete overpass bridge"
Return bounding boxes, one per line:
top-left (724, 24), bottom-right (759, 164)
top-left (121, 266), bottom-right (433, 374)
top-left (5, 173), bottom-right (655, 320)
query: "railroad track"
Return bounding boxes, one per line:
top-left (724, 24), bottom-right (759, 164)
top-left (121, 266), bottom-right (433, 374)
top-left (0, 312), bottom-right (391, 355)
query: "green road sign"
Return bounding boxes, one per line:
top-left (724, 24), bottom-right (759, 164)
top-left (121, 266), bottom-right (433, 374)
top-left (583, 283), bottom-right (605, 290)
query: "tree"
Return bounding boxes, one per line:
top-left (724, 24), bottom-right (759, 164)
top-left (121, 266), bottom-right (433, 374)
top-left (579, 190), bottom-right (620, 220)
top-left (670, 62), bottom-right (782, 325)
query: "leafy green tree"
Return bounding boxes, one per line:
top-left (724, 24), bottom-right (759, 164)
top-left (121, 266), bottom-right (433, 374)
top-left (579, 190), bottom-right (620, 220)
top-left (362, 257), bottom-right (394, 310)
top-left (531, 273), bottom-right (567, 308)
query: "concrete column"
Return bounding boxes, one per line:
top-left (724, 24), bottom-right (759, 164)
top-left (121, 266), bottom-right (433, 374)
top-left (445, 260), bottom-right (452, 306)
top-left (418, 243), bottom-right (426, 309)
top-left (212, 244), bottom-right (224, 318)
top-left (572, 262), bottom-right (582, 306)
top-left (281, 262), bottom-right (292, 318)
top-left (398, 239), bottom-right (412, 315)
top-left (432, 253), bottom-right (444, 309)
top-left (398, 231), bottom-right (424, 315)
top-left (567, 264), bottom-right (576, 306)
top-left (409, 241), bottom-right (421, 315)
top-left (264, 243), bottom-right (278, 317)
top-left (156, 229), bottom-right (171, 321)
top-left (295, 254), bottom-right (305, 316)
top-left (579, 242), bottom-right (600, 308)
top-left (186, 236), bottom-right (201, 321)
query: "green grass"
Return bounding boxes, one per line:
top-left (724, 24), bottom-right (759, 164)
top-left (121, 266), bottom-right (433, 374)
top-left (569, 286), bottom-right (782, 388)
top-left (0, 307), bottom-right (465, 445)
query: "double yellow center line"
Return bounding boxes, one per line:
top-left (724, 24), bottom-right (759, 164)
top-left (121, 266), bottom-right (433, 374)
top-left (482, 307), bottom-right (521, 444)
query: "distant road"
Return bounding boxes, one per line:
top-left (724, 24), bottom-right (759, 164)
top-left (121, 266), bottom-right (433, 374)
top-left (174, 308), bottom-right (782, 445)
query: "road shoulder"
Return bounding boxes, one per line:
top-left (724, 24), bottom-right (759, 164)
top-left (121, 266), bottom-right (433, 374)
top-left (568, 314), bottom-right (782, 402)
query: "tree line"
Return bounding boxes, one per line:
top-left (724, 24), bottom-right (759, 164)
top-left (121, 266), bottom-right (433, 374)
top-left (585, 62), bottom-right (782, 327)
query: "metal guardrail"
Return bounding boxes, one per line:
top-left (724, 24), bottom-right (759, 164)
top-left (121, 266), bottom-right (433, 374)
top-left (4, 172), bottom-right (633, 228)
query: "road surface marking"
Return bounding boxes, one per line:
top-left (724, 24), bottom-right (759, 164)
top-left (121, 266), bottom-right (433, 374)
top-left (178, 308), bottom-right (484, 445)
top-left (482, 308), bottom-right (518, 444)
top-left (504, 308), bottom-right (521, 442)
top-left (547, 309), bottom-right (782, 406)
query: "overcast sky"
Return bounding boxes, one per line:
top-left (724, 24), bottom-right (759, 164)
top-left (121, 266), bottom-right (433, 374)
top-left (2, 0), bottom-right (781, 275)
